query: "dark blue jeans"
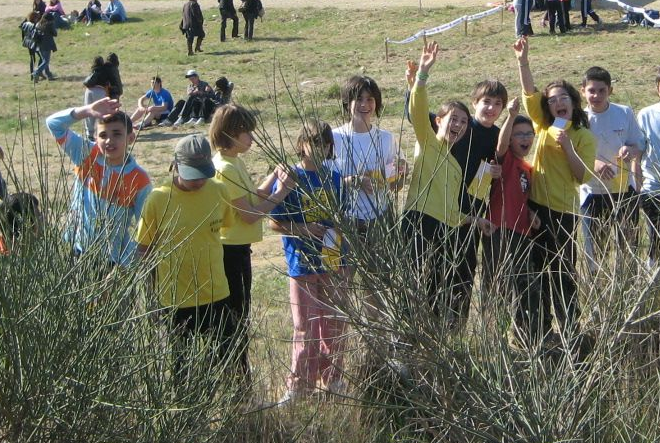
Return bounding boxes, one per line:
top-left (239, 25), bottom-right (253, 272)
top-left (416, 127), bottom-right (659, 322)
top-left (33, 49), bottom-right (52, 79)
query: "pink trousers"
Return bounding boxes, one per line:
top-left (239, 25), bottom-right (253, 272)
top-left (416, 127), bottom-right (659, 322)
top-left (286, 272), bottom-right (346, 393)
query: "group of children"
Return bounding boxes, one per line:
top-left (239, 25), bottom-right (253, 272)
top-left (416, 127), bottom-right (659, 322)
top-left (2, 34), bottom-right (659, 405)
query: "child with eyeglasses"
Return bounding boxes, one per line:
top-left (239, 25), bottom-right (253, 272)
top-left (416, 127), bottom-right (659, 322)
top-left (513, 37), bottom-right (596, 345)
top-left (482, 97), bottom-right (543, 344)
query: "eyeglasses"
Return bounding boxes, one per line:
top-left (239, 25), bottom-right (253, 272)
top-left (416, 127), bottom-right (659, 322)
top-left (512, 131), bottom-right (535, 139)
top-left (547, 94), bottom-right (571, 105)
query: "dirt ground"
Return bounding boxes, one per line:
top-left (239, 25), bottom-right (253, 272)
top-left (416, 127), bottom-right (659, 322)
top-left (4, 0), bottom-right (659, 19)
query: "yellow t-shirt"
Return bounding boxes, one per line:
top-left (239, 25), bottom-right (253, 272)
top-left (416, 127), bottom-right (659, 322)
top-left (136, 179), bottom-right (233, 308)
top-left (213, 153), bottom-right (263, 245)
top-left (523, 91), bottom-right (596, 213)
top-left (405, 83), bottom-right (465, 228)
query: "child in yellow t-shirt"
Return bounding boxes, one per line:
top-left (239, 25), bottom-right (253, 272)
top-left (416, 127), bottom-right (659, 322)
top-left (209, 104), bottom-right (293, 376)
top-left (513, 37), bottom-right (596, 340)
top-left (136, 134), bottom-right (233, 338)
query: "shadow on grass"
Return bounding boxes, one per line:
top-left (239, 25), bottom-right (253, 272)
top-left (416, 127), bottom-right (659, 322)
top-left (124, 17), bottom-right (144, 23)
top-left (53, 75), bottom-right (88, 83)
top-left (206, 49), bottom-right (262, 56)
top-left (252, 36), bottom-right (305, 43)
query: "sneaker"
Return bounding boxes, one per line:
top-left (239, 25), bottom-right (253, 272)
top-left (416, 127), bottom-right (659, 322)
top-left (277, 390), bottom-right (306, 407)
top-left (158, 119), bottom-right (173, 127)
top-left (184, 117), bottom-right (197, 125)
top-left (172, 117), bottom-right (185, 127)
top-left (194, 117), bottom-right (205, 126)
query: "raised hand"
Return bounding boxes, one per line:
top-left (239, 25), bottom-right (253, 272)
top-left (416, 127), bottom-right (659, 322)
top-left (513, 37), bottom-right (528, 63)
top-left (418, 41), bottom-right (439, 74)
top-left (405, 60), bottom-right (418, 89)
top-left (507, 97), bottom-right (520, 116)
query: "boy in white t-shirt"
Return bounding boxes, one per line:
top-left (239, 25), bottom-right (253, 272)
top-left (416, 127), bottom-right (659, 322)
top-left (331, 75), bottom-right (405, 226)
top-left (579, 66), bottom-right (644, 274)
top-left (638, 69), bottom-right (660, 268)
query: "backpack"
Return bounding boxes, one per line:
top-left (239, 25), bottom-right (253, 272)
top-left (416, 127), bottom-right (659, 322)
top-left (20, 21), bottom-right (34, 49)
top-left (28, 25), bottom-right (44, 51)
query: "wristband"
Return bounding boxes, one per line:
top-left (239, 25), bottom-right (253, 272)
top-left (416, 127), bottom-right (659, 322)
top-left (416, 71), bottom-right (430, 81)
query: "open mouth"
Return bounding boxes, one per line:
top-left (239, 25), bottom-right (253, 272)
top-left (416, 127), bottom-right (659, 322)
top-left (555, 109), bottom-right (569, 118)
top-left (520, 143), bottom-right (531, 152)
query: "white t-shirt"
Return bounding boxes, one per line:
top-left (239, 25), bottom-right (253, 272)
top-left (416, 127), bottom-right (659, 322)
top-left (330, 123), bottom-right (399, 220)
top-left (639, 102), bottom-right (660, 194)
top-left (579, 102), bottom-right (644, 204)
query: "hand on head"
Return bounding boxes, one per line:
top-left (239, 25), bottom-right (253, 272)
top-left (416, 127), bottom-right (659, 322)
top-left (89, 97), bottom-right (121, 119)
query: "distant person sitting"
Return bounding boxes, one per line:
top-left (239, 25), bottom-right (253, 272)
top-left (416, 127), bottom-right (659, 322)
top-left (33, 0), bottom-right (47, 18)
top-left (44, 0), bottom-right (70, 29)
top-left (131, 76), bottom-right (174, 130)
top-left (79, 0), bottom-right (102, 24)
top-left (159, 70), bottom-right (213, 127)
top-left (101, 0), bottom-right (126, 24)
top-left (203, 76), bottom-right (234, 121)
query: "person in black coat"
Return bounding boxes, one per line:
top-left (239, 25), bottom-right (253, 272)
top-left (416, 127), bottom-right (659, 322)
top-left (181, 0), bottom-right (205, 56)
top-left (32, 13), bottom-right (57, 82)
top-left (218, 0), bottom-right (238, 42)
top-left (240, 0), bottom-right (262, 41)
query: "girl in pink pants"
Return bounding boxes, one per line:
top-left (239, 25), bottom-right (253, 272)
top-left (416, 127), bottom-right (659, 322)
top-left (270, 120), bottom-right (346, 404)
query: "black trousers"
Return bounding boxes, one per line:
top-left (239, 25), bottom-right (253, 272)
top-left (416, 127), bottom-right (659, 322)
top-left (482, 228), bottom-right (543, 343)
top-left (580, 0), bottom-right (600, 24)
top-left (641, 193), bottom-right (660, 263)
top-left (242, 13), bottom-right (256, 40)
top-left (580, 187), bottom-right (639, 273)
top-left (168, 298), bottom-right (239, 390)
top-left (401, 211), bottom-right (451, 317)
top-left (223, 243), bottom-right (252, 377)
top-left (547, 1), bottom-right (566, 32)
top-left (528, 201), bottom-right (579, 337)
top-left (220, 9), bottom-right (238, 41)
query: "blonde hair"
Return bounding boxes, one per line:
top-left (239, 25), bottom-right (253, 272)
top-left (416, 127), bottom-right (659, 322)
top-left (208, 104), bottom-right (256, 151)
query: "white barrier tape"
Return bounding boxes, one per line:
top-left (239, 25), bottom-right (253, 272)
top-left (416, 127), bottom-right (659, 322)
top-left (603, 0), bottom-right (660, 26)
top-left (387, 6), bottom-right (503, 45)
top-left (467, 6), bottom-right (503, 22)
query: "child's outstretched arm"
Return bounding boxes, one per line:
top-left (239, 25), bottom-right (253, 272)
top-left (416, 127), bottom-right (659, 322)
top-left (416, 41), bottom-right (439, 87)
top-left (513, 37), bottom-right (534, 95)
top-left (496, 97), bottom-right (520, 158)
top-left (409, 41), bottom-right (439, 142)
